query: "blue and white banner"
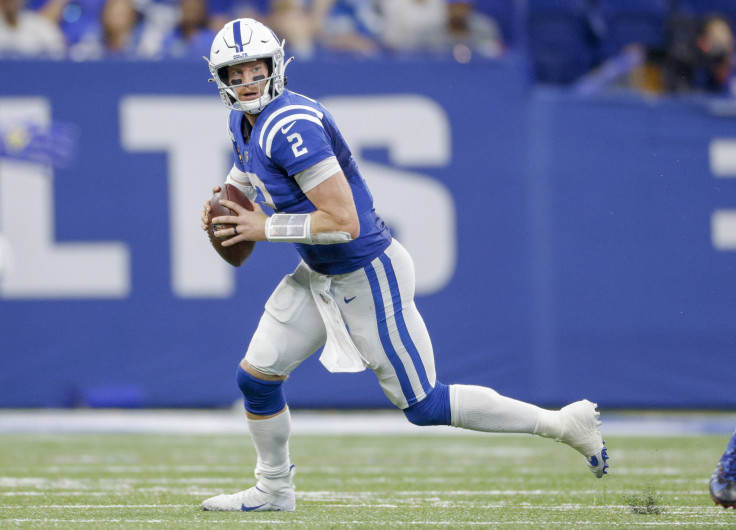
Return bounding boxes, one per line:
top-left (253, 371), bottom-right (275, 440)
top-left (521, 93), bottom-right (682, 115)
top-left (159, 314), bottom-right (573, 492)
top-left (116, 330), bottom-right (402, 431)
top-left (0, 58), bottom-right (734, 409)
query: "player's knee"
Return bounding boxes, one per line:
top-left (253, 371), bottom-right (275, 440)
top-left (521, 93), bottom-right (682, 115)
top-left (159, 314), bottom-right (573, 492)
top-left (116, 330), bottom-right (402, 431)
top-left (403, 382), bottom-right (451, 427)
top-left (236, 365), bottom-right (286, 415)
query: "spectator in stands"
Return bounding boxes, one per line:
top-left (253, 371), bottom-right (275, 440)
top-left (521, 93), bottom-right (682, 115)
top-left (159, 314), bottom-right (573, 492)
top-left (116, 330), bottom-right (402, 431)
top-left (373, 0), bottom-right (445, 53)
top-left (372, 0), bottom-right (502, 59)
top-left (158, 0), bottom-right (216, 58)
top-left (67, 0), bottom-right (143, 59)
top-left (688, 14), bottom-right (734, 95)
top-left (443, 0), bottom-right (503, 61)
top-left (0, 0), bottom-right (66, 57)
top-left (34, 0), bottom-right (106, 49)
top-left (266, 0), bottom-right (317, 58)
top-left (652, 13), bottom-right (736, 96)
top-left (375, 0), bottom-right (447, 52)
top-left (577, 14), bottom-right (736, 98)
top-left (311, 0), bottom-right (381, 57)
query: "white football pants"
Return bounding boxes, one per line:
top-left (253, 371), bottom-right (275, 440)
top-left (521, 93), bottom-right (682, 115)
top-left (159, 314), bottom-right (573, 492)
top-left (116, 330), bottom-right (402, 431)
top-left (245, 239), bottom-right (436, 409)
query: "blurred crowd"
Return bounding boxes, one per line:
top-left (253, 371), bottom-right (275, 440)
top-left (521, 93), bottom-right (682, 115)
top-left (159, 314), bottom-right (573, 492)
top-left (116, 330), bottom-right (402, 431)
top-left (568, 1), bottom-right (736, 98)
top-left (0, 0), bottom-right (502, 61)
top-left (1, 0), bottom-right (736, 97)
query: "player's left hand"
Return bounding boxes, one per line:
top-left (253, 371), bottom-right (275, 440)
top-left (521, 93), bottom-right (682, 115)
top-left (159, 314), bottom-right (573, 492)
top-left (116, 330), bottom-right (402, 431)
top-left (212, 199), bottom-right (268, 245)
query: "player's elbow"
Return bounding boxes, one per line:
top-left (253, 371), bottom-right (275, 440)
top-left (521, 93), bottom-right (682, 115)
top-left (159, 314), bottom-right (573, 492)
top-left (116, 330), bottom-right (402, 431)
top-left (335, 209), bottom-right (360, 239)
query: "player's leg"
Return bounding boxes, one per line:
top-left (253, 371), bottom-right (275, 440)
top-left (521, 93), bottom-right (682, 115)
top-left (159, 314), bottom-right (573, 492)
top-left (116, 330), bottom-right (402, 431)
top-left (341, 240), bottom-right (608, 477)
top-left (710, 428), bottom-right (736, 508)
top-left (447, 386), bottom-right (608, 477)
top-left (200, 362), bottom-right (295, 512)
top-left (201, 264), bottom-right (327, 512)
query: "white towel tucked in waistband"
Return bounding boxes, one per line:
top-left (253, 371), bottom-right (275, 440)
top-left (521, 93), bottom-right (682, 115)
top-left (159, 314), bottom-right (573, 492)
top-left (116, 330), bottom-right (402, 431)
top-left (308, 271), bottom-right (367, 373)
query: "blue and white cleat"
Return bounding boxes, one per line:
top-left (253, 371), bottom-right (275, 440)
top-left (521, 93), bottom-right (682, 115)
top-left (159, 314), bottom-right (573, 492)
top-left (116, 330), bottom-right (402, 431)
top-left (201, 466), bottom-right (296, 512)
top-left (710, 432), bottom-right (736, 509)
top-left (201, 483), bottom-right (295, 512)
top-left (557, 399), bottom-right (609, 478)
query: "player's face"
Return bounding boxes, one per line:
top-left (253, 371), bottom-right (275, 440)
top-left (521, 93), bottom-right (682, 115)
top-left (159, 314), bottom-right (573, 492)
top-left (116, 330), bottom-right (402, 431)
top-left (227, 60), bottom-right (269, 102)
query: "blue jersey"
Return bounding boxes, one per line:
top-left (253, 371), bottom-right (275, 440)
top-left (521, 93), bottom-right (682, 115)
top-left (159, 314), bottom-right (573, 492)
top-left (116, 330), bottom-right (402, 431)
top-left (229, 89), bottom-right (391, 275)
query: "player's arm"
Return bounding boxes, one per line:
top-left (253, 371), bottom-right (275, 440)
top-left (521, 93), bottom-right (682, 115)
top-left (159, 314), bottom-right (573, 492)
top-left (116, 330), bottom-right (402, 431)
top-left (214, 116), bottom-right (358, 245)
top-left (262, 156), bottom-right (359, 245)
top-left (226, 165), bottom-right (258, 201)
top-left (304, 169), bottom-right (359, 239)
top-left (215, 166), bottom-right (359, 246)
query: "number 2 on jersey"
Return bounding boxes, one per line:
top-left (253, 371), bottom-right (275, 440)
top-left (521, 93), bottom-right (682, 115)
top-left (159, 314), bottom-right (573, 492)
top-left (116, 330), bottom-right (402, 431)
top-left (286, 133), bottom-right (308, 158)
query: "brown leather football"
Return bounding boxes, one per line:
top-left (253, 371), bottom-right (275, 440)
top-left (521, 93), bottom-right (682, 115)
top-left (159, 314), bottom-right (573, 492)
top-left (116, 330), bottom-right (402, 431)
top-left (207, 183), bottom-right (256, 267)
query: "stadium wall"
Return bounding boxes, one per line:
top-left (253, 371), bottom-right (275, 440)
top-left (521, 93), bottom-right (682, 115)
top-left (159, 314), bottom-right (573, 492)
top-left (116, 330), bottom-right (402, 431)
top-left (0, 58), bottom-right (734, 409)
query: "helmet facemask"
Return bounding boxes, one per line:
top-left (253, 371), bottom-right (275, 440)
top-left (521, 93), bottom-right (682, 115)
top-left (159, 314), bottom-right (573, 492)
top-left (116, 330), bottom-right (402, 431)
top-left (217, 55), bottom-right (277, 114)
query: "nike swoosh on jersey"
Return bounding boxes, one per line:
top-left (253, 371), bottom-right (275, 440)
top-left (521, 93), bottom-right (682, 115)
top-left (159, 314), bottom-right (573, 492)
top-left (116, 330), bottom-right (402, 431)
top-left (344, 296), bottom-right (356, 304)
top-left (280, 122), bottom-right (296, 134)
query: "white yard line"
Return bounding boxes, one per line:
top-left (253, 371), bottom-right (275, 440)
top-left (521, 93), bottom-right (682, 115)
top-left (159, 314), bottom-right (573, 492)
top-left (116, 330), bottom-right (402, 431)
top-left (0, 409), bottom-right (734, 435)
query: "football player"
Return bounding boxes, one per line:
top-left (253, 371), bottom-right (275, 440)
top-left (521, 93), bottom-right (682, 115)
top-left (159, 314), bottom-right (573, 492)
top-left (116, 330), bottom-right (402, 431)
top-left (710, 429), bottom-right (736, 509)
top-left (199, 18), bottom-right (609, 512)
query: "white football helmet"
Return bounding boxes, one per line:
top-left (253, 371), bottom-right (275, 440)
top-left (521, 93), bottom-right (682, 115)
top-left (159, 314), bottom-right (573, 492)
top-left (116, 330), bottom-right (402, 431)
top-left (206, 19), bottom-right (292, 114)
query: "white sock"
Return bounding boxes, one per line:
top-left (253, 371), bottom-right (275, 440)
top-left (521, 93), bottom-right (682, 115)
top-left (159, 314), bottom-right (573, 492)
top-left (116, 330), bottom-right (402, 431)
top-left (449, 384), bottom-right (561, 437)
top-left (247, 408), bottom-right (292, 491)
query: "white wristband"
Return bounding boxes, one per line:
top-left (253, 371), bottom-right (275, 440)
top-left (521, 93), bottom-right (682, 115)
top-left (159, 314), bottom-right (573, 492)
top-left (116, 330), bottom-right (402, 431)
top-left (265, 213), bottom-right (311, 243)
top-left (265, 213), bottom-right (353, 245)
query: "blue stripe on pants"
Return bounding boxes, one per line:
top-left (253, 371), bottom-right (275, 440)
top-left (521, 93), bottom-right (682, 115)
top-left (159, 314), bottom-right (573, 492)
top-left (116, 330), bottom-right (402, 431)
top-left (364, 261), bottom-right (416, 403)
top-left (378, 253), bottom-right (432, 399)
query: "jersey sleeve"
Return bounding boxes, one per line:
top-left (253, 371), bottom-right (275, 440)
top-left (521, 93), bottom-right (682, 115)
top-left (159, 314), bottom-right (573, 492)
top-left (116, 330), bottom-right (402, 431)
top-left (258, 106), bottom-right (335, 176)
top-left (228, 112), bottom-right (247, 172)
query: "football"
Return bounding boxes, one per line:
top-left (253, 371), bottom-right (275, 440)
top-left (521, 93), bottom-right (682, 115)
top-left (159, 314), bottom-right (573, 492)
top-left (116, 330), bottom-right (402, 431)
top-left (207, 183), bottom-right (256, 267)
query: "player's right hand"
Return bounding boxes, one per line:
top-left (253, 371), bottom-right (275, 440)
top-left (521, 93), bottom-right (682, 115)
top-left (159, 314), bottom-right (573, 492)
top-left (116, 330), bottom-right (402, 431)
top-left (201, 185), bottom-right (222, 231)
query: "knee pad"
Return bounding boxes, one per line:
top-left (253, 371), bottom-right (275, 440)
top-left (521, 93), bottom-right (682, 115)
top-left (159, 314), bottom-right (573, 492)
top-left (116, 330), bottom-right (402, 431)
top-left (403, 381), bottom-right (451, 426)
top-left (236, 365), bottom-right (286, 416)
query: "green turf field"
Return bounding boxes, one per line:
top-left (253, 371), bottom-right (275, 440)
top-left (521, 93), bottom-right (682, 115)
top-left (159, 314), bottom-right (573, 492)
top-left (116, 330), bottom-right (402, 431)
top-left (1, 431), bottom-right (734, 528)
